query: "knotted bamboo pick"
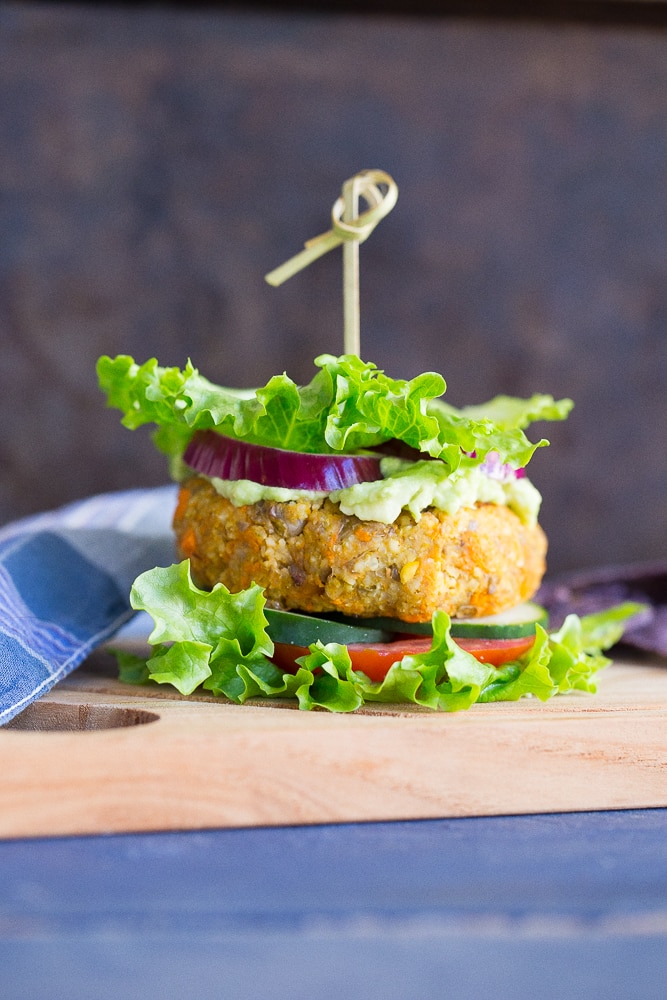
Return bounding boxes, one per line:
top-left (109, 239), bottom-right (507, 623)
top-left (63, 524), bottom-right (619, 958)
top-left (265, 169), bottom-right (398, 356)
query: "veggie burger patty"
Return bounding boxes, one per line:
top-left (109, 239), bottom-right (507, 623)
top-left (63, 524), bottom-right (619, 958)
top-left (174, 475), bottom-right (547, 621)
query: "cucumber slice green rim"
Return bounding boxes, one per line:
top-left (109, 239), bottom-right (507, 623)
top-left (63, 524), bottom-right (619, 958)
top-left (264, 608), bottom-right (394, 647)
top-left (319, 601), bottom-right (549, 641)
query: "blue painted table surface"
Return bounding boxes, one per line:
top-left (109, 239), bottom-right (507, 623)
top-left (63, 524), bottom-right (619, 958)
top-left (2, 809), bottom-right (667, 999)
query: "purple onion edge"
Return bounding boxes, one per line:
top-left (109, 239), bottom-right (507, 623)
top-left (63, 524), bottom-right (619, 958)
top-left (183, 430), bottom-right (383, 491)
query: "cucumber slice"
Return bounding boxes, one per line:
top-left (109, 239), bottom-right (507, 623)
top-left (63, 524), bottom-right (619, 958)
top-left (322, 601), bottom-right (549, 640)
top-left (264, 608), bottom-right (393, 647)
top-left (449, 601), bottom-right (549, 639)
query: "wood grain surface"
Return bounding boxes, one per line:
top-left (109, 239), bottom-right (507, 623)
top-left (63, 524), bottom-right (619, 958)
top-left (1, 655), bottom-right (666, 839)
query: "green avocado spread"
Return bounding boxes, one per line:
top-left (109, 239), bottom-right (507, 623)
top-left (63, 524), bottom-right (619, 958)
top-left (208, 457), bottom-right (542, 525)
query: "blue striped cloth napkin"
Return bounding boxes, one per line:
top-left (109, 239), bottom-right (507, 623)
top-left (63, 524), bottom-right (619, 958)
top-left (0, 486), bottom-right (178, 726)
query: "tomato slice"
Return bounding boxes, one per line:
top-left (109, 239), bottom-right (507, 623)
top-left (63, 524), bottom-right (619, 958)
top-left (452, 634), bottom-right (536, 666)
top-left (271, 634), bottom-right (536, 683)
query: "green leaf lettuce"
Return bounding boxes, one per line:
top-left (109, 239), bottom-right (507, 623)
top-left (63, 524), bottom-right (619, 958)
top-left (97, 353), bottom-right (572, 478)
top-left (115, 561), bottom-right (644, 713)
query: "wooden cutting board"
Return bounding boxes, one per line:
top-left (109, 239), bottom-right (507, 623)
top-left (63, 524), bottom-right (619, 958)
top-left (1, 651), bottom-right (666, 839)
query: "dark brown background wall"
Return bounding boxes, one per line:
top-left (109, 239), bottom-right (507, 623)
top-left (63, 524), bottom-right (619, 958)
top-left (1, 1), bottom-right (666, 574)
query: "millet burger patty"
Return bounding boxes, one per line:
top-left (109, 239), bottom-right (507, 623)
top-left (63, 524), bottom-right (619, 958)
top-left (174, 475), bottom-right (547, 622)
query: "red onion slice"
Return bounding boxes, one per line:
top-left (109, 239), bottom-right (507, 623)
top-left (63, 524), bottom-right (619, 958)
top-left (183, 430), bottom-right (384, 491)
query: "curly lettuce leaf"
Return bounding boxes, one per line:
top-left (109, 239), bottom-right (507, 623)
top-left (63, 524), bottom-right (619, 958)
top-left (97, 353), bottom-right (571, 476)
top-left (128, 561), bottom-right (273, 696)
top-left (115, 563), bottom-right (643, 712)
top-left (444, 393), bottom-right (574, 431)
top-left (315, 353), bottom-right (446, 456)
top-left (428, 393), bottom-right (573, 471)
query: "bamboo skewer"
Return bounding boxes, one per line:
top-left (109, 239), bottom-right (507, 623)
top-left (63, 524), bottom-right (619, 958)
top-left (342, 173), bottom-right (361, 356)
top-left (265, 169), bottom-right (398, 357)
